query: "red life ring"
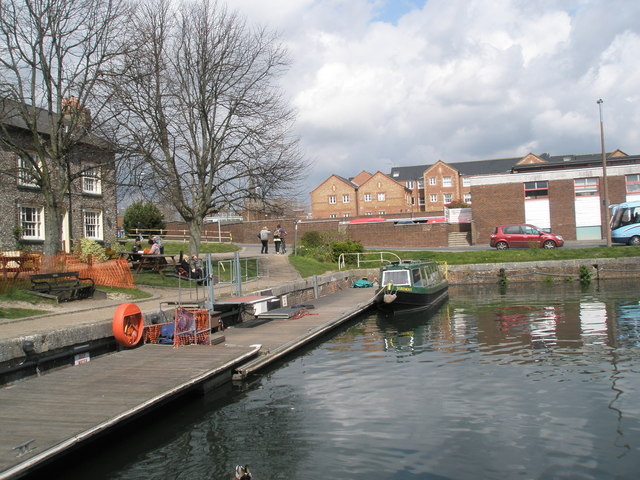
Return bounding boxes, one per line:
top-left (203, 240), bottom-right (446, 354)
top-left (112, 303), bottom-right (144, 347)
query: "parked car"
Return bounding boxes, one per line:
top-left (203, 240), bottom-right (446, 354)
top-left (490, 224), bottom-right (564, 249)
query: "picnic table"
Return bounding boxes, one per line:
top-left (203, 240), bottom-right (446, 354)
top-left (0, 254), bottom-right (40, 278)
top-left (134, 254), bottom-right (177, 276)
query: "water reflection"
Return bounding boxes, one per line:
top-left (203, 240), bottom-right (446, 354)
top-left (49, 280), bottom-right (640, 480)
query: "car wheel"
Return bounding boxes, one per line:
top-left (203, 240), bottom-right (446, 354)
top-left (628, 236), bottom-right (640, 246)
top-left (495, 241), bottom-right (508, 250)
top-left (543, 240), bottom-right (556, 249)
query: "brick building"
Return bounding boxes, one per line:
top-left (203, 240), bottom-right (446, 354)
top-left (0, 103), bottom-right (117, 252)
top-left (310, 171), bottom-right (412, 219)
top-left (471, 151), bottom-right (640, 243)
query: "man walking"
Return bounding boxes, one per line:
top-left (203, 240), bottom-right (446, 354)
top-left (259, 226), bottom-right (271, 254)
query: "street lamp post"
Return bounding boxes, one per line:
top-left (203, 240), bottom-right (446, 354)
top-left (597, 99), bottom-right (612, 247)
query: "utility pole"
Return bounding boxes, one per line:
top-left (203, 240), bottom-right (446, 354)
top-left (597, 99), bottom-right (612, 247)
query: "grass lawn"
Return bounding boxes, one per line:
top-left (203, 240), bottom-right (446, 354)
top-left (288, 246), bottom-right (640, 277)
top-left (123, 240), bottom-right (240, 255)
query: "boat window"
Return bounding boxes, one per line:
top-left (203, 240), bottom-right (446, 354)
top-left (412, 268), bottom-right (422, 286)
top-left (382, 270), bottom-right (410, 286)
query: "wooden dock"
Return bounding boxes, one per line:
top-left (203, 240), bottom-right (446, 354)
top-left (0, 344), bottom-right (258, 480)
top-left (0, 287), bottom-right (375, 479)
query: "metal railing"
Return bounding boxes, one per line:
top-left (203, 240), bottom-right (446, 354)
top-left (338, 251), bottom-right (401, 270)
top-left (124, 228), bottom-right (232, 243)
top-left (216, 257), bottom-right (260, 285)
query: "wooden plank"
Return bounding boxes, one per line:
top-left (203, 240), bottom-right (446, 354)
top-left (0, 344), bottom-right (257, 479)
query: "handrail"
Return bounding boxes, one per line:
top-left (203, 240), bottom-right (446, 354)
top-left (338, 251), bottom-right (402, 270)
top-left (124, 228), bottom-right (233, 243)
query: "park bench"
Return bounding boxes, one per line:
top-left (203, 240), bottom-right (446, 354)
top-left (28, 271), bottom-right (95, 302)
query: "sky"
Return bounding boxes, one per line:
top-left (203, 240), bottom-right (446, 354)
top-left (233, 0), bottom-right (640, 198)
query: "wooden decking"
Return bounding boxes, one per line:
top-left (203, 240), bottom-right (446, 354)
top-left (0, 344), bottom-right (258, 480)
top-left (0, 287), bottom-right (376, 480)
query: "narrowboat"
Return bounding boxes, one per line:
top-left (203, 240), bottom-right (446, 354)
top-left (374, 260), bottom-right (448, 311)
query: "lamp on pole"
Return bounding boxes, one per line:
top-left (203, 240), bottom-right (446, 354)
top-left (597, 99), bottom-right (612, 247)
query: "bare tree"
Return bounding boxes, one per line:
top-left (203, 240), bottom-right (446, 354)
top-left (110, 0), bottom-right (307, 254)
top-left (0, 0), bottom-right (131, 254)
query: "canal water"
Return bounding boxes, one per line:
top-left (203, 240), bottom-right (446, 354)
top-left (55, 280), bottom-right (640, 480)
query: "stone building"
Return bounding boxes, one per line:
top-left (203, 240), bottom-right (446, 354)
top-left (0, 102), bottom-right (117, 252)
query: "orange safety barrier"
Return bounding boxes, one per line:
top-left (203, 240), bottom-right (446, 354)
top-left (0, 252), bottom-right (135, 289)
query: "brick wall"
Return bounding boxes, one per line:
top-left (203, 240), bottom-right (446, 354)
top-left (310, 176), bottom-right (358, 219)
top-left (471, 183), bottom-right (524, 243)
top-left (548, 179), bottom-right (576, 240)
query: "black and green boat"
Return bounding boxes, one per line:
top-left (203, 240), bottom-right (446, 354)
top-left (374, 260), bottom-right (448, 311)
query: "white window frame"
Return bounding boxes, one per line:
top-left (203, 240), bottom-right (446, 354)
top-left (342, 194), bottom-right (350, 203)
top-left (343, 212), bottom-right (350, 218)
top-left (83, 209), bottom-right (103, 240)
top-left (626, 174), bottom-right (640, 193)
top-left (364, 193), bottom-right (372, 202)
top-left (406, 181), bottom-right (414, 189)
top-left (463, 193), bottom-right (472, 204)
top-left (19, 205), bottom-right (44, 239)
top-left (329, 214), bottom-right (337, 218)
top-left (417, 180), bottom-right (424, 189)
top-left (328, 195), bottom-right (336, 204)
top-left (442, 176), bottom-right (452, 187)
top-left (575, 177), bottom-right (599, 197)
top-left (429, 177), bottom-right (437, 186)
top-left (430, 194), bottom-right (438, 202)
top-left (82, 164), bottom-right (102, 194)
top-left (378, 211), bottom-right (385, 215)
top-left (18, 157), bottom-right (40, 187)
top-left (444, 193), bottom-right (453, 203)
top-left (377, 193), bottom-right (385, 201)
top-left (462, 177), bottom-right (471, 187)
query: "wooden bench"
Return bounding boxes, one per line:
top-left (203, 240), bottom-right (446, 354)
top-left (29, 272), bottom-right (95, 302)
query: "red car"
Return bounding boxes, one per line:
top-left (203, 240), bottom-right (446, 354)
top-left (490, 224), bottom-right (564, 249)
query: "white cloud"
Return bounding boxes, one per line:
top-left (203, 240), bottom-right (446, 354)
top-left (232, 0), bottom-right (640, 198)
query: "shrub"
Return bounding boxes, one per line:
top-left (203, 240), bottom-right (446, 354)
top-left (445, 200), bottom-right (471, 209)
top-left (301, 231), bottom-right (323, 248)
top-left (74, 238), bottom-right (108, 263)
top-left (122, 201), bottom-right (166, 235)
top-left (330, 240), bottom-right (364, 263)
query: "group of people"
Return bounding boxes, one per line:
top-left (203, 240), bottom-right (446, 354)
top-left (258, 224), bottom-right (287, 254)
top-left (131, 234), bottom-right (164, 256)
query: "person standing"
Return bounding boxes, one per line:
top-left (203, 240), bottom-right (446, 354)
top-left (273, 224), bottom-right (282, 254)
top-left (274, 224), bottom-right (287, 254)
top-left (259, 226), bottom-right (271, 254)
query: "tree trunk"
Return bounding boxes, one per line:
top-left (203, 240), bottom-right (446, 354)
top-left (43, 203), bottom-right (63, 255)
top-left (188, 219), bottom-right (203, 256)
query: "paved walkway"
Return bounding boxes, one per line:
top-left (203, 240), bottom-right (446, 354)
top-left (0, 244), bottom-right (302, 360)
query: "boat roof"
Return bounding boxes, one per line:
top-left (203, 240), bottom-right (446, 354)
top-left (382, 259), bottom-right (437, 270)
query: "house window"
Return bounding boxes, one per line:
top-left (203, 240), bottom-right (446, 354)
top-left (342, 194), bottom-right (350, 203)
top-left (524, 181), bottom-right (548, 199)
top-left (84, 210), bottom-right (103, 240)
top-left (392, 172), bottom-right (399, 177)
top-left (377, 193), bottom-right (385, 201)
top-left (575, 177), bottom-right (599, 197)
top-left (378, 211), bottom-right (385, 215)
top-left (364, 193), bottom-right (372, 202)
top-left (19, 205), bottom-right (44, 239)
top-left (442, 176), bottom-right (452, 187)
top-left (329, 214), bottom-right (337, 218)
top-left (626, 174), bottom-right (640, 193)
top-left (429, 177), bottom-right (436, 186)
top-left (463, 193), bottom-right (472, 203)
top-left (328, 195), bottom-right (336, 204)
top-left (462, 177), bottom-right (471, 187)
top-left (365, 212), bottom-right (372, 216)
top-left (82, 164), bottom-right (101, 194)
top-left (418, 197), bottom-right (425, 206)
top-left (430, 194), bottom-right (438, 202)
top-left (343, 213), bottom-right (350, 218)
top-left (406, 181), bottom-right (414, 189)
top-left (17, 157), bottom-right (39, 187)
top-left (444, 193), bottom-right (453, 204)
top-left (417, 180), bottom-right (424, 189)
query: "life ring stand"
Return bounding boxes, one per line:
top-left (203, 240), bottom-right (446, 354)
top-left (112, 303), bottom-right (144, 347)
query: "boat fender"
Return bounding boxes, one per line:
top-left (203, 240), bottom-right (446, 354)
top-left (112, 302), bottom-right (144, 347)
